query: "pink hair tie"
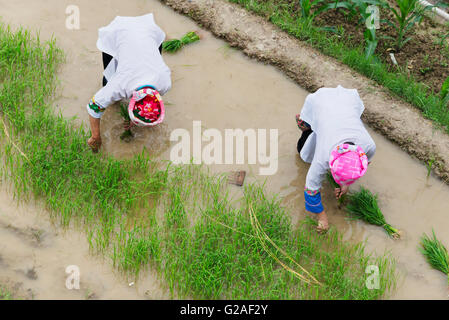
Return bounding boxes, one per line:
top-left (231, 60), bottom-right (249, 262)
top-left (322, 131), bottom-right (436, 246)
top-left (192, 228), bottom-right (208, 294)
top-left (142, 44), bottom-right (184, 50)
top-left (329, 143), bottom-right (368, 186)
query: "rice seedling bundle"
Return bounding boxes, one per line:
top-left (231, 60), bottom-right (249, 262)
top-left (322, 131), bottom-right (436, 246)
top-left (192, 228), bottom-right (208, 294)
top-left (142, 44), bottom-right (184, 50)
top-left (420, 230), bottom-right (449, 288)
top-left (326, 170), bottom-right (345, 206)
top-left (162, 31), bottom-right (200, 53)
top-left (326, 170), bottom-right (339, 189)
top-left (346, 187), bottom-right (401, 239)
top-left (119, 103), bottom-right (133, 141)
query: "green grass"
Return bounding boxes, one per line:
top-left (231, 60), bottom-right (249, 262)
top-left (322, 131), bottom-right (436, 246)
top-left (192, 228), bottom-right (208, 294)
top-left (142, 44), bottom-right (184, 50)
top-left (0, 23), bottom-right (396, 299)
top-left (119, 102), bottom-right (133, 141)
top-left (420, 230), bottom-right (449, 286)
top-left (226, 0), bottom-right (449, 133)
top-left (0, 286), bottom-right (14, 300)
top-left (326, 170), bottom-right (346, 206)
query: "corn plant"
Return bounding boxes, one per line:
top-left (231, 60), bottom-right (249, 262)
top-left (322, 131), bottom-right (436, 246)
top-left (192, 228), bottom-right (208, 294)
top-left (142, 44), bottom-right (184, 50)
top-left (299, 0), bottom-right (320, 19)
top-left (326, 0), bottom-right (384, 57)
top-left (384, 0), bottom-right (434, 50)
top-left (298, 0), bottom-right (337, 21)
top-left (364, 27), bottom-right (378, 58)
top-left (327, 0), bottom-right (360, 20)
top-left (328, 0), bottom-right (384, 23)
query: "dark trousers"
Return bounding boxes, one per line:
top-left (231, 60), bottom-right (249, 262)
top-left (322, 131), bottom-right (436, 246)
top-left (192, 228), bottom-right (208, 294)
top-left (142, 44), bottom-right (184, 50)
top-left (297, 129), bottom-right (313, 154)
top-left (102, 44), bottom-right (163, 87)
top-left (297, 131), bottom-right (355, 155)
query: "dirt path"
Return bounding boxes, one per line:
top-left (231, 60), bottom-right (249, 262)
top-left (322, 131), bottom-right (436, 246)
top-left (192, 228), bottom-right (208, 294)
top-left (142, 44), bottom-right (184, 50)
top-left (0, 0), bottom-right (449, 300)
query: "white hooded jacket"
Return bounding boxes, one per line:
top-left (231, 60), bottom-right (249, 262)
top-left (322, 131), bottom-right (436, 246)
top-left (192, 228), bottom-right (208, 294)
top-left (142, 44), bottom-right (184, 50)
top-left (300, 85), bottom-right (376, 191)
top-left (87, 14), bottom-right (172, 118)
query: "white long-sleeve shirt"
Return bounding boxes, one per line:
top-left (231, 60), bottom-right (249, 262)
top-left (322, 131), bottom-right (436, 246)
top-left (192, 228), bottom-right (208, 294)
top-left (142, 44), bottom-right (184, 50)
top-left (300, 85), bottom-right (376, 191)
top-left (87, 14), bottom-right (172, 118)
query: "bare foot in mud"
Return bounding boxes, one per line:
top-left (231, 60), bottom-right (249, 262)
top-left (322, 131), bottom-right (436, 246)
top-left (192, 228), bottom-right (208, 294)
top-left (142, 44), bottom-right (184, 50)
top-left (316, 211), bottom-right (329, 234)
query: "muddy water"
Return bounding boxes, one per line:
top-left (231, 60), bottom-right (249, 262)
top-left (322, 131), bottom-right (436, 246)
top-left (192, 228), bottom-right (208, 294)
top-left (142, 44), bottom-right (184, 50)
top-left (0, 187), bottom-right (169, 299)
top-left (1, 0), bottom-right (449, 299)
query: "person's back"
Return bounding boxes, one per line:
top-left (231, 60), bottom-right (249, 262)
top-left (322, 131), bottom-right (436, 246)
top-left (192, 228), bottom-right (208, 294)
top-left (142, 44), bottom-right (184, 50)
top-left (295, 85), bottom-right (376, 232)
top-left (86, 13), bottom-right (172, 153)
top-left (305, 86), bottom-right (375, 173)
top-left (99, 14), bottom-right (171, 100)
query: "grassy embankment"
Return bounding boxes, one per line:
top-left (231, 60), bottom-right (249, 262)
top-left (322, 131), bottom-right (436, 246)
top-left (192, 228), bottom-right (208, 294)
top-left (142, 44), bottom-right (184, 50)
top-left (0, 23), bottom-right (396, 299)
top-left (228, 0), bottom-right (449, 133)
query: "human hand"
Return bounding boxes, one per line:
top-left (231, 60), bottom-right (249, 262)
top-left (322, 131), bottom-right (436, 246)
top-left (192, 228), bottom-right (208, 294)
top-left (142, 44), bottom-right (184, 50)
top-left (334, 185), bottom-right (349, 200)
top-left (87, 135), bottom-right (102, 153)
top-left (123, 119), bottom-right (134, 131)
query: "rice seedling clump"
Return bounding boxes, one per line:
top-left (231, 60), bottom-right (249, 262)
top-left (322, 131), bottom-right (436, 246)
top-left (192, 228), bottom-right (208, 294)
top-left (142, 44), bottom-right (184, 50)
top-left (420, 230), bottom-right (449, 287)
top-left (119, 102), bottom-right (134, 141)
top-left (346, 187), bottom-right (401, 239)
top-left (162, 31), bottom-right (200, 53)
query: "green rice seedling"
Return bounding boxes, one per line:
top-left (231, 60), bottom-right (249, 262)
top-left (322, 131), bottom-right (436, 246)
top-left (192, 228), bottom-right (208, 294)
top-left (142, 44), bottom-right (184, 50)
top-left (0, 286), bottom-right (14, 300)
top-left (420, 230), bottom-right (449, 288)
top-left (326, 170), bottom-right (346, 206)
top-left (346, 187), bottom-right (401, 239)
top-left (162, 31), bottom-right (200, 53)
top-left (248, 204), bottom-right (321, 286)
top-left (119, 102), bottom-right (133, 142)
top-left (326, 170), bottom-right (340, 189)
top-left (426, 158), bottom-right (435, 178)
top-left (0, 22), bottom-right (398, 300)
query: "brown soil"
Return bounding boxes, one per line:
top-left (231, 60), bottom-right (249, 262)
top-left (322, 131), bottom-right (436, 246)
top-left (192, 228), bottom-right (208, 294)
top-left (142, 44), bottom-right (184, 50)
top-left (159, 0), bottom-right (449, 184)
top-left (314, 6), bottom-right (449, 94)
top-left (259, 0), bottom-right (448, 94)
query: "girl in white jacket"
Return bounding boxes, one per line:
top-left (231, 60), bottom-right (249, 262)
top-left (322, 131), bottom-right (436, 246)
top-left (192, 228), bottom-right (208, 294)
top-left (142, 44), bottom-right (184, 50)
top-left (296, 85), bottom-right (376, 232)
top-left (87, 14), bottom-right (172, 152)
